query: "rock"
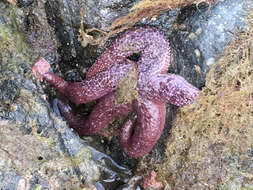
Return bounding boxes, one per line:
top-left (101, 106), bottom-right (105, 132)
top-left (0, 2), bottom-right (131, 189)
top-left (23, 0), bottom-right (59, 62)
top-left (44, 0), bottom-right (136, 72)
top-left (169, 0), bottom-right (253, 88)
top-left (17, 0), bottom-right (34, 7)
top-left (157, 7), bottom-right (253, 189)
top-left (2, 0), bottom-right (253, 189)
top-left (0, 122), bottom-right (100, 189)
top-left (136, 0), bottom-right (253, 175)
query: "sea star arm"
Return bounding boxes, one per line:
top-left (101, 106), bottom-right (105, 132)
top-left (41, 62), bottom-right (132, 105)
top-left (142, 74), bottom-right (199, 106)
top-left (119, 99), bottom-right (166, 158)
top-left (56, 92), bottom-right (133, 135)
top-left (87, 27), bottom-right (170, 77)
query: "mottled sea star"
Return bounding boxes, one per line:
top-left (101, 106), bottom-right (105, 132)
top-left (32, 26), bottom-right (199, 158)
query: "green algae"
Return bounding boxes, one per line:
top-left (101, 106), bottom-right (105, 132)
top-left (0, 2), bottom-right (101, 189)
top-left (0, 3), bottom-right (30, 72)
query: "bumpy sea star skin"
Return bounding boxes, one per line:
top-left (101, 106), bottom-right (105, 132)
top-left (43, 61), bottom-right (132, 104)
top-left (87, 27), bottom-right (170, 78)
top-left (32, 26), bottom-right (199, 158)
top-left (56, 92), bottom-right (133, 135)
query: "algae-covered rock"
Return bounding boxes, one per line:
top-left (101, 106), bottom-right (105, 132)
top-left (0, 2), bottom-right (134, 189)
top-left (2, 0), bottom-right (253, 189)
top-left (136, 0), bottom-right (253, 178)
top-left (0, 2), bottom-right (100, 189)
top-left (0, 122), bottom-right (100, 189)
top-left (0, 3), bottom-right (29, 73)
top-left (157, 14), bottom-right (253, 190)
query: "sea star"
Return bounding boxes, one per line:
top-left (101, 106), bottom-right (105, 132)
top-left (32, 27), bottom-right (199, 158)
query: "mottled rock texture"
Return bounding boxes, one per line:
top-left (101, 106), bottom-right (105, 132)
top-left (157, 14), bottom-right (253, 190)
top-left (2, 0), bottom-right (253, 189)
top-left (0, 2), bottom-right (100, 189)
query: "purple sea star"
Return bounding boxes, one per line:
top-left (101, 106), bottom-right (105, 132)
top-left (32, 27), bottom-right (199, 158)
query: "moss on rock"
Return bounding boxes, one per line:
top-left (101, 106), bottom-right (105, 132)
top-left (157, 15), bottom-right (253, 189)
top-left (0, 3), bottom-right (30, 72)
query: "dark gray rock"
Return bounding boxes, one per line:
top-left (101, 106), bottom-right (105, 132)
top-left (169, 0), bottom-right (253, 88)
top-left (17, 0), bottom-right (34, 7)
top-left (44, 0), bottom-right (137, 72)
top-left (0, 1), bottom-right (131, 189)
top-left (0, 80), bottom-right (19, 103)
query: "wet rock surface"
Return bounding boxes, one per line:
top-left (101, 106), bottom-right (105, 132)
top-left (0, 122), bottom-right (99, 190)
top-left (23, 0), bottom-right (58, 62)
top-left (157, 9), bottom-right (253, 190)
top-left (0, 4), bottom-right (99, 187)
top-left (136, 0), bottom-right (253, 177)
top-left (44, 0), bottom-right (137, 73)
top-left (169, 0), bottom-right (253, 88)
top-left (1, 0), bottom-right (253, 189)
top-left (17, 0), bottom-right (34, 7)
top-left (0, 1), bottom-right (131, 189)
